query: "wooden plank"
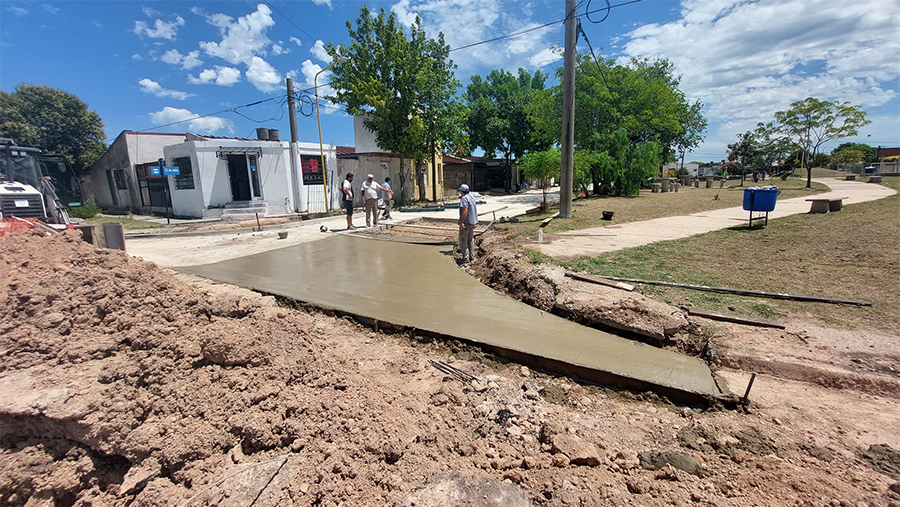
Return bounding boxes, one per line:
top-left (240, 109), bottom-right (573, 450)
top-left (540, 212), bottom-right (559, 228)
top-left (566, 272), bottom-right (635, 291)
top-left (600, 276), bottom-right (872, 306)
top-left (683, 307), bottom-right (785, 329)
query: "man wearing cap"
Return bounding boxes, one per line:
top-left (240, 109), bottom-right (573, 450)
top-left (361, 174), bottom-right (392, 227)
top-left (458, 184), bottom-right (478, 264)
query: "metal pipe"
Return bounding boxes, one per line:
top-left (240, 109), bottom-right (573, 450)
top-left (742, 372), bottom-right (757, 402)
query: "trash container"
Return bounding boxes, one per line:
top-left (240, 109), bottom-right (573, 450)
top-left (103, 223), bottom-right (126, 251)
top-left (742, 187), bottom-right (779, 212)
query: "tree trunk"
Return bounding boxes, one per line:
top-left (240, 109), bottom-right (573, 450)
top-left (398, 154), bottom-right (407, 205)
top-left (416, 160), bottom-right (426, 202)
top-left (431, 143), bottom-right (438, 203)
top-left (805, 150), bottom-right (812, 188)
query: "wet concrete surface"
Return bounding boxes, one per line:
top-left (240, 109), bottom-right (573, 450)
top-left (180, 234), bottom-right (725, 403)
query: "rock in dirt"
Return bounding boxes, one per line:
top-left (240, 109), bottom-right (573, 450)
top-left (858, 444), bottom-right (900, 480)
top-left (398, 472), bottom-right (534, 506)
top-left (639, 450), bottom-right (703, 476)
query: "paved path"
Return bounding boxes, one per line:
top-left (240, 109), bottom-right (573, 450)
top-left (180, 234), bottom-right (725, 404)
top-left (534, 178), bottom-right (896, 260)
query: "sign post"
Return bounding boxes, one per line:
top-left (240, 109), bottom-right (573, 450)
top-left (150, 158), bottom-right (180, 225)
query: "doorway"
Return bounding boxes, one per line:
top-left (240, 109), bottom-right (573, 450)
top-left (227, 155), bottom-right (251, 201)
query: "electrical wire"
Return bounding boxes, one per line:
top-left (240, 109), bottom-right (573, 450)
top-left (262, 0), bottom-right (318, 44)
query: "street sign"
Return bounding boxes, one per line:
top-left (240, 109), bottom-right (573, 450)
top-left (150, 166), bottom-right (180, 176)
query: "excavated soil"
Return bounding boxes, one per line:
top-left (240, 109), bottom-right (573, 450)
top-left (2, 230), bottom-right (900, 506)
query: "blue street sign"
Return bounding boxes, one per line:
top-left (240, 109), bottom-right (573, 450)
top-left (150, 166), bottom-right (180, 176)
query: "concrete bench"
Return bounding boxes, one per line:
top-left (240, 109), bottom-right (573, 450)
top-left (868, 176), bottom-right (882, 183)
top-left (845, 174), bottom-right (856, 181)
top-left (651, 183), bottom-right (662, 193)
top-left (806, 197), bottom-right (848, 213)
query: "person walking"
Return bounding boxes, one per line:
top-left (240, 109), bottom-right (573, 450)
top-left (458, 184), bottom-right (478, 264)
top-left (380, 177), bottom-right (394, 220)
top-left (341, 173), bottom-right (355, 229)
top-left (360, 174), bottom-right (391, 227)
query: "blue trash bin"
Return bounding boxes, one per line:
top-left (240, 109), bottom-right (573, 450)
top-left (743, 188), bottom-right (778, 212)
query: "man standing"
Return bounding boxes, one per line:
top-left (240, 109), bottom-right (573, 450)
top-left (341, 173), bottom-right (355, 229)
top-left (380, 177), bottom-right (394, 220)
top-left (458, 184), bottom-right (478, 264)
top-left (360, 174), bottom-right (391, 227)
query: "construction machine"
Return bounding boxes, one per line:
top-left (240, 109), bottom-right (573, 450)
top-left (0, 138), bottom-right (84, 226)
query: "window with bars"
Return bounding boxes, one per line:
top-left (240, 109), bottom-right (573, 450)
top-left (172, 157), bottom-right (195, 190)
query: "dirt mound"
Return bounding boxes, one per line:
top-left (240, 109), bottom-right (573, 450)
top-left (3, 230), bottom-right (900, 506)
top-left (473, 230), bottom-right (706, 354)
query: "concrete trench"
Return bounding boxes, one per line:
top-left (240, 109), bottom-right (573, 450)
top-left (179, 234), bottom-right (730, 405)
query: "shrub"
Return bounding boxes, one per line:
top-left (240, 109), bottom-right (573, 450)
top-left (68, 200), bottom-right (101, 219)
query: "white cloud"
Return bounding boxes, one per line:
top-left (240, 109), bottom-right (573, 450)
top-left (161, 49), bottom-right (203, 69)
top-left (271, 42), bottom-right (288, 55)
top-left (618, 0), bottom-right (900, 157)
top-left (196, 4), bottom-right (285, 92)
top-left (290, 36), bottom-right (303, 47)
top-left (149, 106), bottom-right (234, 135)
top-left (199, 4), bottom-right (274, 65)
top-left (390, 0), bottom-right (556, 72)
top-left (310, 39), bottom-right (331, 63)
top-left (188, 66), bottom-right (242, 86)
top-left (132, 53), bottom-right (143, 61)
top-left (246, 57), bottom-right (282, 92)
top-left (310, 0), bottom-right (333, 8)
top-left (42, 5), bottom-right (60, 14)
top-left (138, 78), bottom-right (194, 100)
top-left (133, 16), bottom-right (185, 40)
top-left (142, 6), bottom-right (160, 17)
top-left (8, 5), bottom-right (28, 17)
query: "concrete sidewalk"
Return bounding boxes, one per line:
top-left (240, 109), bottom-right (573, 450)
top-left (534, 178), bottom-right (896, 260)
top-left (126, 190), bottom-right (552, 268)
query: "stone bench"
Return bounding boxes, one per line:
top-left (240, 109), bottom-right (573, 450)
top-left (806, 197), bottom-right (848, 214)
top-left (651, 183), bottom-right (662, 193)
top-left (868, 176), bottom-right (882, 183)
top-left (845, 174), bottom-right (856, 181)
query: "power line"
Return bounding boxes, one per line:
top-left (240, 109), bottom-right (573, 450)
top-left (450, 0), bottom-right (643, 52)
top-left (263, 0), bottom-right (318, 44)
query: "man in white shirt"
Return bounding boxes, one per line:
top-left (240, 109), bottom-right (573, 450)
top-left (360, 174), bottom-right (392, 227)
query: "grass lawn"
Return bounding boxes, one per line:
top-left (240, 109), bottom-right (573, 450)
top-left (535, 176), bottom-right (899, 334)
top-left (501, 176), bottom-right (829, 238)
top-left (85, 215), bottom-right (164, 230)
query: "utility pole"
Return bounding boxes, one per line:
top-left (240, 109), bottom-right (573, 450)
top-left (559, 0), bottom-right (577, 219)
top-left (286, 78), bottom-right (305, 212)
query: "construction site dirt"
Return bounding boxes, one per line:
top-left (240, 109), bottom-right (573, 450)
top-left (2, 230), bottom-right (900, 506)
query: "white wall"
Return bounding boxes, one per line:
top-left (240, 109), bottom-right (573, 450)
top-left (353, 115), bottom-right (381, 153)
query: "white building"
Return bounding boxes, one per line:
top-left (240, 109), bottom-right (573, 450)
top-left (106, 132), bottom-right (337, 218)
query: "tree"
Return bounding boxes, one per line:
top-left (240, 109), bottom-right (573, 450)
top-left (0, 83), bottom-right (106, 175)
top-left (771, 97), bottom-right (870, 188)
top-left (528, 53), bottom-right (702, 194)
top-left (831, 149), bottom-right (863, 168)
top-left (519, 148), bottom-right (560, 205)
top-left (466, 68), bottom-right (549, 192)
top-left (326, 6), bottom-right (464, 202)
top-left (727, 131), bottom-right (760, 185)
top-left (832, 142), bottom-right (876, 164)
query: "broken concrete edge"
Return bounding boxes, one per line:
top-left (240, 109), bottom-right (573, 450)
top-left (241, 287), bottom-right (737, 408)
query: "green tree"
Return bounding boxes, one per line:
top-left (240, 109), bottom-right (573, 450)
top-left (832, 142), bottom-right (876, 164)
top-left (727, 131), bottom-right (760, 185)
top-left (770, 97), bottom-right (870, 188)
top-left (519, 148), bottom-right (560, 205)
top-left (528, 53), bottom-right (700, 194)
top-left (466, 68), bottom-right (549, 191)
top-left (326, 6), bottom-right (464, 202)
top-left (0, 83), bottom-right (106, 175)
top-left (831, 149), bottom-right (864, 168)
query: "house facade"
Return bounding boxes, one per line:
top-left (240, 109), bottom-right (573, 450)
top-left (343, 115), bottom-right (445, 203)
top-left (87, 131), bottom-right (187, 214)
top-left (161, 133), bottom-right (338, 218)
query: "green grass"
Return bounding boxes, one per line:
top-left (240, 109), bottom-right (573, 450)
top-left (85, 215), bottom-right (164, 230)
top-left (502, 176), bottom-right (829, 239)
top-left (512, 176), bottom-right (900, 333)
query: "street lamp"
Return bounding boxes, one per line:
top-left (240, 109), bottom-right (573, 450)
top-left (316, 56), bottom-right (350, 211)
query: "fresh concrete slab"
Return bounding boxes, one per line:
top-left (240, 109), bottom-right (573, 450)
top-left (179, 234), bottom-right (726, 404)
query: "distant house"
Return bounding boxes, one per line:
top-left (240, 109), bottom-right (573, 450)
top-left (442, 155), bottom-right (473, 193)
top-left (87, 131), bottom-right (187, 214)
top-left (88, 129), bottom-right (338, 218)
top-left (336, 116), bottom-right (445, 203)
top-left (663, 162), bottom-right (700, 176)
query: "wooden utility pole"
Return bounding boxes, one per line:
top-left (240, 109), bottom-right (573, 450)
top-left (559, 0), bottom-right (577, 218)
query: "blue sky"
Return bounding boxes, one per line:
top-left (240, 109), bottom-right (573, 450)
top-left (1, 0), bottom-right (898, 162)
